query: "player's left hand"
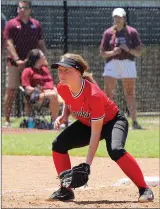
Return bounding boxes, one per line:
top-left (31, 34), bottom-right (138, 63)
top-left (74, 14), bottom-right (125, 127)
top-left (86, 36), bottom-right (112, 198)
top-left (54, 115), bottom-right (64, 129)
top-left (59, 163), bottom-right (90, 188)
top-left (119, 44), bottom-right (130, 53)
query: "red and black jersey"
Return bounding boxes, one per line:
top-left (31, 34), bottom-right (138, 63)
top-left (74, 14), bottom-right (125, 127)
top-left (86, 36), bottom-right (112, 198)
top-left (22, 66), bottom-right (54, 90)
top-left (57, 79), bottom-right (119, 126)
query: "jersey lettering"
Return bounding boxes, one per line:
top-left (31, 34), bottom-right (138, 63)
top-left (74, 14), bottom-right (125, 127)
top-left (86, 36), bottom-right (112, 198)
top-left (72, 107), bottom-right (91, 118)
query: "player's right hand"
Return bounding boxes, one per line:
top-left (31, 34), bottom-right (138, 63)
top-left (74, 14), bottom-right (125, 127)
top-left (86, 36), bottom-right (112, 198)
top-left (113, 47), bottom-right (122, 55)
top-left (16, 60), bottom-right (25, 68)
top-left (119, 44), bottom-right (130, 52)
top-left (54, 115), bottom-right (64, 130)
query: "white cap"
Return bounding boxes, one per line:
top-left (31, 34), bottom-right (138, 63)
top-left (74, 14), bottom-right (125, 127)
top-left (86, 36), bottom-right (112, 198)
top-left (112, 8), bottom-right (126, 17)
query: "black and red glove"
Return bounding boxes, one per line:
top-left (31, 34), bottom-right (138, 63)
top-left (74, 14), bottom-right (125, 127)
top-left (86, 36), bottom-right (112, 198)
top-left (59, 163), bottom-right (90, 189)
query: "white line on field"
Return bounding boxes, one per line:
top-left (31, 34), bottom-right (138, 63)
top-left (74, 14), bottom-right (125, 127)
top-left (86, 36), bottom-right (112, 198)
top-left (3, 176), bottom-right (159, 195)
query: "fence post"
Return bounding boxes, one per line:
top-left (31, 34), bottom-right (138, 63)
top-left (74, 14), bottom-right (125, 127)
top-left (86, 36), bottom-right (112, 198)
top-left (63, 1), bottom-right (68, 53)
top-left (125, 7), bottom-right (130, 115)
top-left (126, 7), bottom-right (130, 25)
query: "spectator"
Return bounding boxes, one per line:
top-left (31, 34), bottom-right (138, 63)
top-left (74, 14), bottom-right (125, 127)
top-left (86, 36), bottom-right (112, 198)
top-left (100, 8), bottom-right (143, 129)
top-left (3, 0), bottom-right (46, 127)
top-left (21, 49), bottom-right (63, 123)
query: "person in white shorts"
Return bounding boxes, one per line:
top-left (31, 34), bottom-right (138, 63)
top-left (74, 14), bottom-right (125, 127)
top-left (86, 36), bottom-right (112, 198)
top-left (100, 8), bottom-right (143, 129)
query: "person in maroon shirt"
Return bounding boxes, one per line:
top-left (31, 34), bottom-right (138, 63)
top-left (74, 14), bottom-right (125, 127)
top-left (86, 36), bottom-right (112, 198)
top-left (3, 0), bottom-right (46, 127)
top-left (100, 8), bottom-right (143, 129)
top-left (21, 49), bottom-right (63, 122)
top-left (46, 53), bottom-right (154, 202)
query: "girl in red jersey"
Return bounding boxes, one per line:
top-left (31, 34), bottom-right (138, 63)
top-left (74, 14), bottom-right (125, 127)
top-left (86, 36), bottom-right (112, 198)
top-left (48, 53), bottom-right (154, 202)
top-left (21, 49), bottom-right (63, 122)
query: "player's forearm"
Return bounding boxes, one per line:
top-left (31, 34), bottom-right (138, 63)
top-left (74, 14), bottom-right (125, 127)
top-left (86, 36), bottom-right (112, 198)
top-left (130, 49), bottom-right (142, 57)
top-left (86, 133), bottom-right (101, 166)
top-left (6, 40), bottom-right (19, 60)
top-left (130, 46), bottom-right (143, 57)
top-left (62, 104), bottom-right (71, 121)
top-left (100, 50), bottom-right (115, 58)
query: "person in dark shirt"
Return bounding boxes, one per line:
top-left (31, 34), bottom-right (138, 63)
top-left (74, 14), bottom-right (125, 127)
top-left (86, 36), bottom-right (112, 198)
top-left (3, 0), bottom-right (46, 127)
top-left (100, 8), bottom-right (143, 129)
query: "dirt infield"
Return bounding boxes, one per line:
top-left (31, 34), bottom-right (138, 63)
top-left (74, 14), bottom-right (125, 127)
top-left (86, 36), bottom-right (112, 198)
top-left (2, 156), bottom-right (159, 208)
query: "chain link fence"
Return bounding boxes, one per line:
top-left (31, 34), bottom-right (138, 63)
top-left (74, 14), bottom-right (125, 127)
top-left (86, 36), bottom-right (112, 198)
top-left (1, 0), bottom-right (160, 117)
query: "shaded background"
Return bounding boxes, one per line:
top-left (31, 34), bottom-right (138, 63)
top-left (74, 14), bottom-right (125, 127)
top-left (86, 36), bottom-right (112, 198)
top-left (1, 0), bottom-right (160, 117)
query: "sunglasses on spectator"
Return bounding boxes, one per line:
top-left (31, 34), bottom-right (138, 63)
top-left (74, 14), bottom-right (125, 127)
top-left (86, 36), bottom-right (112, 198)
top-left (18, 6), bottom-right (30, 10)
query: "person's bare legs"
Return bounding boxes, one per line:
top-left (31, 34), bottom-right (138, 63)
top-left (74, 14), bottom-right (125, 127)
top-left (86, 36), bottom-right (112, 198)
top-left (122, 78), bottom-right (142, 129)
top-left (4, 88), bottom-right (17, 124)
top-left (39, 90), bottom-right (60, 121)
top-left (4, 65), bottom-right (21, 125)
top-left (104, 76), bottom-right (117, 100)
top-left (122, 78), bottom-right (136, 121)
top-left (49, 94), bottom-right (60, 121)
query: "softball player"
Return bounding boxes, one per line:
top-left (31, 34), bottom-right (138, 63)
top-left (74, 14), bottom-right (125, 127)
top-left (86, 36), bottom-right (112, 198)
top-left (100, 8), bottom-right (143, 129)
top-left (47, 53), bottom-right (154, 202)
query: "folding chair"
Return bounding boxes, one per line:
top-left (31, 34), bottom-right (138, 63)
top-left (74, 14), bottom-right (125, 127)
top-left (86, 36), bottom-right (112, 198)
top-left (19, 86), bottom-right (53, 129)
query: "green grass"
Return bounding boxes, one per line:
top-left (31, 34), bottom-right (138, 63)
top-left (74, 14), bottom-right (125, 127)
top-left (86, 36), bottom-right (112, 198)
top-left (2, 116), bottom-right (159, 158)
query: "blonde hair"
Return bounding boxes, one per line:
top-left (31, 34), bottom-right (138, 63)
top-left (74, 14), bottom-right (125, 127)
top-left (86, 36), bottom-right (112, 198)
top-left (82, 71), bottom-right (97, 84)
top-left (61, 53), bottom-right (96, 83)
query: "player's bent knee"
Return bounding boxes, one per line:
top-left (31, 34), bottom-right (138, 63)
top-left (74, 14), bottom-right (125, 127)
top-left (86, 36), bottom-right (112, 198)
top-left (108, 149), bottom-right (126, 161)
top-left (52, 138), bottom-right (68, 153)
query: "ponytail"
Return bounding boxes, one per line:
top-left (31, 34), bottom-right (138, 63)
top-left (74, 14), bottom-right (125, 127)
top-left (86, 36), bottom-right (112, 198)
top-left (82, 71), bottom-right (97, 84)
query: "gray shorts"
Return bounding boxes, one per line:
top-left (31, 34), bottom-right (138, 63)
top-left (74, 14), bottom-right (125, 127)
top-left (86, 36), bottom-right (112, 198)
top-left (6, 65), bottom-right (23, 88)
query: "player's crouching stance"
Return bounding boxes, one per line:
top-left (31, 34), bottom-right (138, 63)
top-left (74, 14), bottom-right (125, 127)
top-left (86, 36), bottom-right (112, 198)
top-left (47, 53), bottom-right (154, 202)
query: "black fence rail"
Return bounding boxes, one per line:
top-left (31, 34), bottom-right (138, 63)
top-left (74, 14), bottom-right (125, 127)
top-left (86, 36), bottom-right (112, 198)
top-left (1, 1), bottom-right (160, 117)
